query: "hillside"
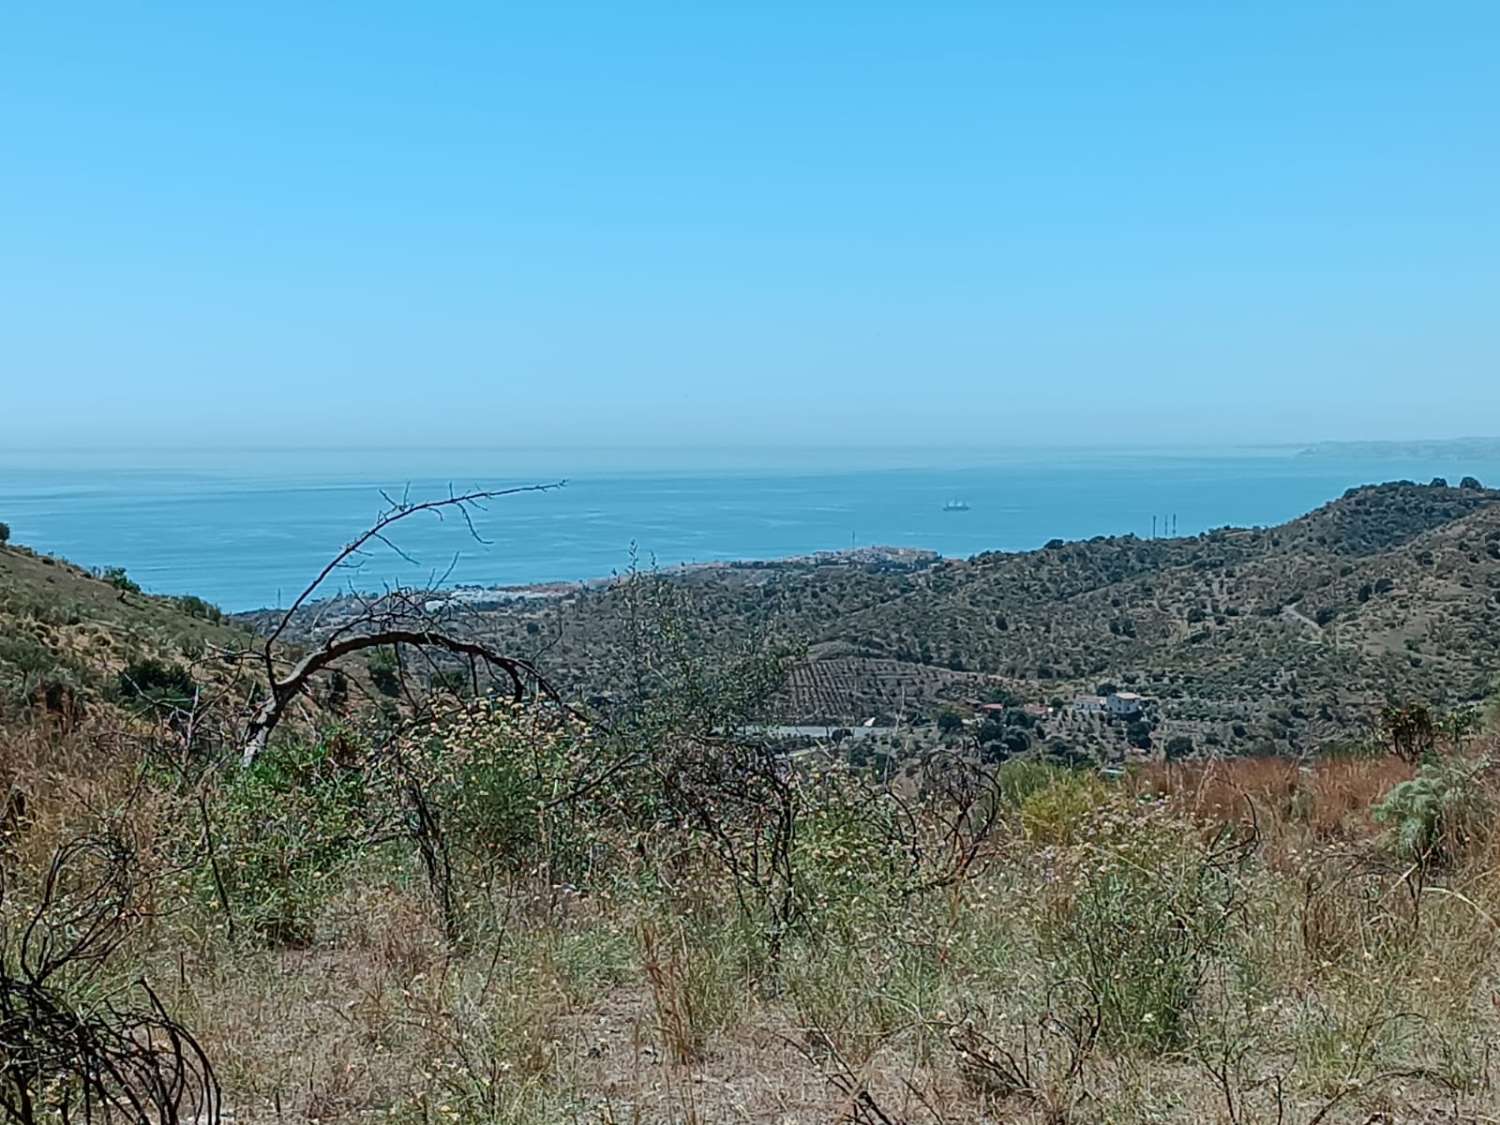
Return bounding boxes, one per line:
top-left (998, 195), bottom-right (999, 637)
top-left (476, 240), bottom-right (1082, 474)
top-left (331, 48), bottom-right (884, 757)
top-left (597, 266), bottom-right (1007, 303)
top-left (409, 479), bottom-right (1500, 756)
top-left (0, 542), bottom-right (256, 724)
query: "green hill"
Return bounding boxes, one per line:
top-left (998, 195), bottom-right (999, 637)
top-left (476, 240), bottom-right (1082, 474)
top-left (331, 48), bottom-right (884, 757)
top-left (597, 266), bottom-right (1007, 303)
top-left (0, 543), bottom-right (255, 724)
top-left (441, 480), bottom-right (1500, 754)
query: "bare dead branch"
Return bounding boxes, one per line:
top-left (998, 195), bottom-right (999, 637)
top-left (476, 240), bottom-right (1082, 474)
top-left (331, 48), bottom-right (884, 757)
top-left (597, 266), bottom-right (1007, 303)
top-left (260, 481), bottom-right (563, 683)
top-left (245, 482), bottom-right (570, 763)
top-left (244, 629), bottom-right (569, 764)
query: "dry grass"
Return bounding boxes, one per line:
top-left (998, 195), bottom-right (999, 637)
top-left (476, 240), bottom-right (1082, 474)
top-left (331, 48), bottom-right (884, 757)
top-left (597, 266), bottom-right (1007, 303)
top-left (1133, 753), bottom-right (1417, 845)
top-left (5, 711), bottom-right (1500, 1124)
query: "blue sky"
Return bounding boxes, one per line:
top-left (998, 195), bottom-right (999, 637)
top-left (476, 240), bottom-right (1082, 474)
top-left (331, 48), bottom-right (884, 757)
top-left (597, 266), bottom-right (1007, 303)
top-left (3, 2), bottom-right (1497, 451)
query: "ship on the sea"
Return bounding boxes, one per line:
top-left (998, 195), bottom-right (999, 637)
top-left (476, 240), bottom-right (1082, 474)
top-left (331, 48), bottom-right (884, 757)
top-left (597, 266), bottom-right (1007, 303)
top-left (942, 499), bottom-right (971, 512)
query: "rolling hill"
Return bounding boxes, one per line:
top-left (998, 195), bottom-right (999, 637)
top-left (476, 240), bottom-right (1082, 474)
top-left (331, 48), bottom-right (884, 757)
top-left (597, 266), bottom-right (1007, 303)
top-left (452, 479), bottom-right (1500, 755)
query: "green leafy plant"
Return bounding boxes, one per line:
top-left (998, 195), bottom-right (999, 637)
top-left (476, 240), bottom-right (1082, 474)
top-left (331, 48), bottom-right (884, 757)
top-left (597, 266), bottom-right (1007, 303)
top-left (205, 735), bottom-right (387, 944)
top-left (368, 648), bottom-right (401, 696)
top-left (1019, 771), bottom-right (1109, 845)
top-left (1039, 800), bottom-right (1248, 1052)
top-left (992, 758), bottom-right (1069, 808)
top-left (1372, 756), bottom-right (1490, 864)
top-left (115, 656), bottom-right (197, 714)
top-left (172, 594), bottom-right (224, 623)
top-left (100, 566), bottom-right (141, 595)
top-left (937, 708), bottom-right (965, 737)
top-left (1381, 702), bottom-right (1437, 764)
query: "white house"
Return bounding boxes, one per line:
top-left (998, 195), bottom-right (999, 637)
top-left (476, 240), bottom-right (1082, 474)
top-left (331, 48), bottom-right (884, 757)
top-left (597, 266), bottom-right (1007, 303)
top-left (1072, 694), bottom-right (1107, 715)
top-left (1106, 692), bottom-right (1144, 717)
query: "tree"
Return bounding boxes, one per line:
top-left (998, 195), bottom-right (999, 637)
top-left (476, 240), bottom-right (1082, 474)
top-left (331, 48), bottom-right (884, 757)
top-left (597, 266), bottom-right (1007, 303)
top-left (1164, 735), bottom-right (1194, 760)
top-left (977, 716), bottom-right (1008, 745)
top-left (116, 656), bottom-right (197, 714)
top-left (937, 708), bottom-right (965, 737)
top-left (1002, 728), bottom-right (1032, 756)
top-left (1381, 702), bottom-right (1436, 764)
top-left (428, 667), bottom-right (469, 695)
top-left (1125, 718), bottom-right (1153, 749)
top-left (326, 668), bottom-right (350, 711)
top-left (101, 566), bottom-right (140, 595)
top-left (242, 483), bottom-right (566, 763)
top-left (985, 684), bottom-right (1022, 706)
top-left (0, 521), bottom-right (9, 544)
top-left (367, 649), bottom-right (401, 696)
top-left (1460, 476), bottom-right (1484, 491)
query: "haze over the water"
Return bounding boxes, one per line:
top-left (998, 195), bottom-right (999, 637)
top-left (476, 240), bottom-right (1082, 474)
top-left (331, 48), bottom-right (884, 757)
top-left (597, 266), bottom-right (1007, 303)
top-left (5, 3), bottom-right (1497, 451)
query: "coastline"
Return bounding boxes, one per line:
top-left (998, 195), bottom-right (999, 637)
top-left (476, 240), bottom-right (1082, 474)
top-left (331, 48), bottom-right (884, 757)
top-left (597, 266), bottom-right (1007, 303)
top-left (235, 544), bottom-right (942, 620)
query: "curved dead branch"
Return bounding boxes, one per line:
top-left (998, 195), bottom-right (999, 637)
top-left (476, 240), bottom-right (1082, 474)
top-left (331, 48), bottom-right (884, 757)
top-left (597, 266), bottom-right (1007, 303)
top-left (0, 831), bottom-right (219, 1125)
top-left (244, 629), bottom-right (565, 764)
top-left (245, 482), bottom-right (570, 764)
top-left (260, 483), bottom-right (562, 682)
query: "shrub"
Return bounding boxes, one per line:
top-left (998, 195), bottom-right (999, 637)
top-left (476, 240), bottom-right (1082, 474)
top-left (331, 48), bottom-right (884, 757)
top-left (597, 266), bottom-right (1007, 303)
top-left (0, 521), bottom-right (9, 544)
top-left (1380, 701), bottom-right (1436, 763)
top-left (993, 758), bottom-right (1069, 808)
top-left (206, 735), bottom-right (386, 944)
top-left (976, 715), bottom-right (1008, 746)
top-left (428, 667), bottom-right (469, 695)
top-left (795, 773), bottom-right (915, 906)
top-left (173, 594), bottom-right (224, 623)
top-left (1020, 772), bottom-right (1110, 845)
top-left (100, 566), bottom-right (140, 594)
top-left (1371, 756), bottom-right (1490, 864)
top-left (368, 648), bottom-right (401, 696)
top-left (403, 700), bottom-right (610, 888)
top-left (1164, 734), bottom-right (1194, 760)
top-left (1039, 799), bottom-right (1247, 1051)
top-left (115, 657), bottom-right (197, 713)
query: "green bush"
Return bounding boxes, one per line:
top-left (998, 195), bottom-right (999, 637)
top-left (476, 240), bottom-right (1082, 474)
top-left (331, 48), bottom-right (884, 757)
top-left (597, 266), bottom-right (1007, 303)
top-left (1164, 734), bottom-right (1194, 760)
top-left (100, 566), bottom-right (141, 594)
top-left (172, 594), bottom-right (224, 623)
top-left (405, 701), bottom-right (613, 888)
top-left (115, 657), bottom-right (197, 713)
top-left (206, 735), bottom-right (385, 945)
top-left (1039, 800), bottom-right (1245, 1051)
top-left (428, 667), bottom-right (469, 695)
top-left (368, 648), bottom-right (401, 696)
top-left (992, 758), bottom-right (1069, 807)
top-left (1372, 756), bottom-right (1490, 864)
top-left (0, 521), bottom-right (10, 544)
top-left (1019, 771), bottom-right (1110, 845)
top-left (794, 774), bottom-right (914, 908)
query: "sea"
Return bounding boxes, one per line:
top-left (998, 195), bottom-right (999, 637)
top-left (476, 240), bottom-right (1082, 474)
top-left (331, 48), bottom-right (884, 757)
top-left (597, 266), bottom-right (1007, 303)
top-left (4, 445), bottom-right (1499, 613)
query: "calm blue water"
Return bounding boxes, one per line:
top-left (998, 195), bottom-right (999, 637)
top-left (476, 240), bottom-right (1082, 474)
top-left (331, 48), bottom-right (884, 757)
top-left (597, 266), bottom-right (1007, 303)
top-left (3, 448), bottom-right (1497, 611)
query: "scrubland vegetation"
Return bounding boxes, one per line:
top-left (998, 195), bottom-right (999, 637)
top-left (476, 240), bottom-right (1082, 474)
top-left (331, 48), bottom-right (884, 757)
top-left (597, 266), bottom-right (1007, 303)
top-left (4, 639), bottom-right (1500, 1120)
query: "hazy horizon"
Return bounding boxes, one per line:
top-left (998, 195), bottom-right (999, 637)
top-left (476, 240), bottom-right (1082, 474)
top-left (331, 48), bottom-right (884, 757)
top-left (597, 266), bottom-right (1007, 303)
top-left (7, 434), bottom-right (1500, 480)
